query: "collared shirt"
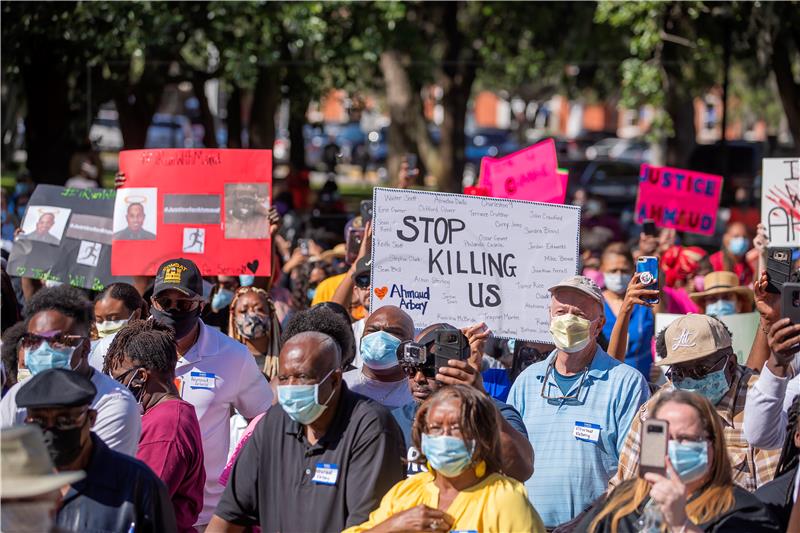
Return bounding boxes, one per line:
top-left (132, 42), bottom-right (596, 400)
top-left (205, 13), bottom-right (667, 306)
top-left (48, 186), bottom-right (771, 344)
top-left (611, 364), bottom-right (781, 493)
top-left (175, 320), bottom-right (273, 525)
top-left (0, 368), bottom-right (141, 456)
top-left (508, 346), bottom-right (649, 528)
top-left (214, 384), bottom-right (406, 533)
top-left (743, 363), bottom-right (800, 450)
top-left (57, 433), bottom-right (176, 533)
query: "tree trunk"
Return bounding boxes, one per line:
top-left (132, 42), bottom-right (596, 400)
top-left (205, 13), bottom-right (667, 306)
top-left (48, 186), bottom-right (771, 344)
top-left (772, 33), bottom-right (800, 150)
top-left (661, 5), bottom-right (696, 168)
top-left (288, 93), bottom-right (310, 171)
top-left (191, 74), bottom-right (217, 148)
top-left (248, 65), bottom-right (281, 150)
top-left (226, 85), bottom-right (242, 148)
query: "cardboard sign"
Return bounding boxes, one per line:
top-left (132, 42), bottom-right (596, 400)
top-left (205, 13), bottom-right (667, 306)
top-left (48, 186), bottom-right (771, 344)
top-left (761, 158), bottom-right (800, 247)
top-left (478, 139), bottom-right (566, 204)
top-left (655, 312), bottom-right (759, 366)
top-left (8, 185), bottom-right (132, 290)
top-left (112, 149), bottom-right (272, 276)
top-left (370, 188), bottom-right (581, 341)
top-left (635, 164), bottom-right (722, 236)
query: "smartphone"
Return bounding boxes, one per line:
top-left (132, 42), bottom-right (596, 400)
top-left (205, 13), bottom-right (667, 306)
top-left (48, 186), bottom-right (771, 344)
top-left (767, 248), bottom-right (794, 294)
top-left (405, 153), bottom-right (419, 177)
top-left (433, 330), bottom-right (468, 373)
top-left (781, 282), bottom-right (800, 324)
top-left (360, 200), bottom-right (373, 223)
top-left (636, 256), bottom-right (659, 304)
top-left (345, 227), bottom-right (364, 265)
top-left (299, 238), bottom-right (310, 257)
top-left (639, 419), bottom-right (669, 477)
top-left (643, 219), bottom-right (657, 237)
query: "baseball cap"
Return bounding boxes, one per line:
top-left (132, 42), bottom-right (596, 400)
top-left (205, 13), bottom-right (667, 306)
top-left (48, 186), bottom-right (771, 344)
top-left (153, 258), bottom-right (203, 298)
top-left (658, 314), bottom-right (732, 366)
top-left (352, 256), bottom-right (371, 288)
top-left (548, 275), bottom-right (604, 304)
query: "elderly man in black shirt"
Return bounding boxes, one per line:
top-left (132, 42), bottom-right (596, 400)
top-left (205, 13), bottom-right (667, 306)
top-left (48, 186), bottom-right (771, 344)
top-left (17, 368), bottom-right (176, 532)
top-left (209, 331), bottom-right (406, 533)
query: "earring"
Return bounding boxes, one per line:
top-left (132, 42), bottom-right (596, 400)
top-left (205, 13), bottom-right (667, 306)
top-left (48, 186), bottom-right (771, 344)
top-left (474, 460), bottom-right (486, 478)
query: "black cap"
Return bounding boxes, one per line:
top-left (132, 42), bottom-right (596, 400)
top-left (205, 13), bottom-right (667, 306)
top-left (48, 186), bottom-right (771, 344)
top-left (353, 256), bottom-right (372, 279)
top-left (17, 369), bottom-right (96, 409)
top-left (153, 258), bottom-right (203, 298)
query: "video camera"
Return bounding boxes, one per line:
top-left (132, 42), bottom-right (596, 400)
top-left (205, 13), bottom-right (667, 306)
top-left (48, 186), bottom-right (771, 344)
top-left (396, 325), bottom-right (470, 378)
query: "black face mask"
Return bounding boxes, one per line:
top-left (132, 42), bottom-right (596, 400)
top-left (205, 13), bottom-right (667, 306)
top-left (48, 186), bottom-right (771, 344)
top-left (151, 307), bottom-right (200, 339)
top-left (42, 423), bottom-right (86, 467)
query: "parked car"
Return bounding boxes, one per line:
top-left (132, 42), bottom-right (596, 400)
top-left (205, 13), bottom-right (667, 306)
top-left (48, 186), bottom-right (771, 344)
top-left (585, 137), bottom-right (651, 163)
top-left (565, 159), bottom-right (641, 214)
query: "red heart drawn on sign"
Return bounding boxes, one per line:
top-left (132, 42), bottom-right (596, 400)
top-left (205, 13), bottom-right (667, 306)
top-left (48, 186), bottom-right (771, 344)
top-left (374, 286), bottom-right (388, 300)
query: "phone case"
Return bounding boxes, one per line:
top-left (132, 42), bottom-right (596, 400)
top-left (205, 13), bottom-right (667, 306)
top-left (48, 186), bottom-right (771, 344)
top-left (639, 420), bottom-right (668, 477)
top-left (781, 282), bottom-right (800, 324)
top-left (636, 256), bottom-right (660, 304)
top-left (767, 248), bottom-right (793, 294)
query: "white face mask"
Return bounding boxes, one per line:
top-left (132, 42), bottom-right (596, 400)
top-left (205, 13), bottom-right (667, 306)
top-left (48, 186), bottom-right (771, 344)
top-left (96, 318), bottom-right (130, 338)
top-left (549, 313), bottom-right (595, 353)
top-left (1, 501), bottom-right (55, 533)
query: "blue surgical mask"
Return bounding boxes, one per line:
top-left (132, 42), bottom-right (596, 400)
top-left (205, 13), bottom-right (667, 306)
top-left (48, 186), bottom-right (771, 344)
top-left (705, 298), bottom-right (736, 317)
top-left (23, 342), bottom-right (75, 375)
top-left (421, 434), bottom-right (475, 477)
top-left (307, 288), bottom-right (317, 301)
top-left (360, 331), bottom-right (402, 370)
top-left (673, 368), bottom-right (729, 405)
top-left (239, 275), bottom-right (255, 287)
top-left (668, 440), bottom-right (709, 484)
top-left (211, 288), bottom-right (234, 312)
top-left (277, 368), bottom-right (336, 425)
top-left (603, 272), bottom-right (632, 295)
top-left (728, 237), bottom-right (749, 256)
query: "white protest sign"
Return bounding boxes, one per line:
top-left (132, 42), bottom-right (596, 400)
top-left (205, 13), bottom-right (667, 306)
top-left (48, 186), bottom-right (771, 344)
top-left (370, 188), bottom-right (581, 341)
top-left (655, 312), bottom-right (759, 366)
top-left (762, 158), bottom-right (800, 247)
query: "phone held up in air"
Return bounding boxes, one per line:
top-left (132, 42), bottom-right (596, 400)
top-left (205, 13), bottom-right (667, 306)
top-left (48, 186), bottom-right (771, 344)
top-left (636, 256), bottom-right (659, 304)
top-left (345, 227), bottom-right (365, 265)
top-left (642, 219), bottom-right (657, 237)
top-left (298, 238), bottom-right (310, 257)
top-left (639, 419), bottom-right (669, 477)
top-left (360, 200), bottom-right (373, 224)
top-left (433, 330), bottom-right (468, 373)
top-left (781, 282), bottom-right (800, 325)
top-left (767, 248), bottom-right (794, 294)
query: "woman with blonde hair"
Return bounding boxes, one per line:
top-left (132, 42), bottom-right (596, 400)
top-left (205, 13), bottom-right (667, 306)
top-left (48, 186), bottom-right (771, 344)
top-left (343, 385), bottom-right (543, 533)
top-left (578, 390), bottom-right (779, 532)
top-left (228, 286), bottom-right (281, 378)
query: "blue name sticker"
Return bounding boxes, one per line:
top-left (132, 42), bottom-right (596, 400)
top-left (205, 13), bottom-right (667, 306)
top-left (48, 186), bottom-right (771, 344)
top-left (573, 421), bottom-right (601, 443)
top-left (312, 463), bottom-right (339, 485)
top-left (188, 371), bottom-right (216, 390)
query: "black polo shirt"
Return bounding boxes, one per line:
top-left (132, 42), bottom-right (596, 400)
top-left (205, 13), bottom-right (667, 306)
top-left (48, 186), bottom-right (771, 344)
top-left (215, 384), bottom-right (406, 533)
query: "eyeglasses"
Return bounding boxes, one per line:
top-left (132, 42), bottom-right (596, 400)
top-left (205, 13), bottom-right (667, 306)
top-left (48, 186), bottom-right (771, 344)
top-left (111, 366), bottom-right (144, 386)
top-left (426, 423), bottom-right (464, 438)
top-left (354, 273), bottom-right (370, 289)
top-left (540, 363), bottom-right (589, 401)
top-left (19, 333), bottom-right (86, 351)
top-left (26, 408), bottom-right (89, 431)
top-left (400, 362), bottom-right (437, 379)
top-left (667, 352), bottom-right (729, 381)
top-left (670, 434), bottom-right (710, 445)
top-left (151, 295), bottom-right (202, 313)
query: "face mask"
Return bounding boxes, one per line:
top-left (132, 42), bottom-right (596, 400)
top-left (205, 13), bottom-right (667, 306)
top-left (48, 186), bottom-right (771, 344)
top-left (673, 367), bottom-right (730, 405)
top-left (705, 298), bottom-right (736, 317)
top-left (236, 312), bottom-right (270, 340)
top-left (693, 276), bottom-right (705, 292)
top-left (360, 331), bottom-right (402, 370)
top-left (728, 236), bottom-right (749, 256)
top-left (42, 419), bottom-right (87, 467)
top-left (96, 318), bottom-right (130, 338)
top-left (23, 342), bottom-right (75, 375)
top-left (277, 368), bottom-right (336, 425)
top-left (211, 288), bottom-right (235, 312)
top-left (239, 275), bottom-right (255, 287)
top-left (603, 272), bottom-right (631, 294)
top-left (1, 501), bottom-right (55, 533)
top-left (307, 288), bottom-right (317, 302)
top-left (550, 313), bottom-right (593, 353)
top-left (151, 307), bottom-right (200, 340)
top-left (668, 440), bottom-right (709, 484)
top-left (421, 434), bottom-right (475, 477)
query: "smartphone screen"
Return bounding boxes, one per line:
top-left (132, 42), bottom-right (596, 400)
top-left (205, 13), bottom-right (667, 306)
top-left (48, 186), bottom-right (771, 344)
top-left (636, 256), bottom-right (659, 304)
top-left (639, 419), bottom-right (669, 476)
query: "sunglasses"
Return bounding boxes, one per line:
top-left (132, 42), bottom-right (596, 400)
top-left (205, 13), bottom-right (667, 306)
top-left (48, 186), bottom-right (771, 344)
top-left (19, 333), bottom-right (86, 351)
top-left (354, 273), bottom-right (370, 289)
top-left (400, 362), bottom-right (437, 378)
top-left (26, 408), bottom-right (90, 431)
top-left (667, 352), bottom-right (730, 381)
top-left (151, 296), bottom-right (202, 313)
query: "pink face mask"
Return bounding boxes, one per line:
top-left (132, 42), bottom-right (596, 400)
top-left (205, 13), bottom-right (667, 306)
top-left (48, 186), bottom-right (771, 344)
top-left (693, 276), bottom-right (705, 293)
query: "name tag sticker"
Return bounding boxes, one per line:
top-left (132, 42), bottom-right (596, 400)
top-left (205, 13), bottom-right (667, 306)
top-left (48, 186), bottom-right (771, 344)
top-left (573, 421), bottom-right (601, 443)
top-left (313, 463), bottom-right (339, 485)
top-left (188, 371), bottom-right (216, 390)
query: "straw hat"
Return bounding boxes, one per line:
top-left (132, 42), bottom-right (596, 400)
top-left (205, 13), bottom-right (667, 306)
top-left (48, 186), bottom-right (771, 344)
top-left (690, 271), bottom-right (753, 303)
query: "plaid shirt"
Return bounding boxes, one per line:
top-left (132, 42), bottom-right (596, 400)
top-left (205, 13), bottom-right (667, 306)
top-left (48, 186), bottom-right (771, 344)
top-left (609, 365), bottom-right (781, 492)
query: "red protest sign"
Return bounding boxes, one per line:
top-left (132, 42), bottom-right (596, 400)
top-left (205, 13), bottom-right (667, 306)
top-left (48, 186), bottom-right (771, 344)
top-left (635, 163), bottom-right (722, 236)
top-left (111, 149), bottom-right (272, 276)
top-left (478, 139), bottom-right (565, 204)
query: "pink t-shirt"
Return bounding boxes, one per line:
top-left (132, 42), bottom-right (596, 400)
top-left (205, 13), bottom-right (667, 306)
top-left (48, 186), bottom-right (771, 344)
top-left (136, 399), bottom-right (206, 533)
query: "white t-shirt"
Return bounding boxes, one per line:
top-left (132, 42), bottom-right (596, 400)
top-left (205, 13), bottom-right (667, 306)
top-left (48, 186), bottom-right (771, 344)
top-left (88, 333), bottom-right (116, 372)
top-left (176, 320), bottom-right (273, 525)
top-left (0, 367), bottom-right (141, 456)
top-left (343, 368), bottom-right (413, 408)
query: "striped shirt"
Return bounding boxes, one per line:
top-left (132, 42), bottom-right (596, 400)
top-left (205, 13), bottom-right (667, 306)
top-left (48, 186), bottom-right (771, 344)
top-left (508, 346), bottom-right (649, 528)
top-left (610, 364), bottom-right (781, 492)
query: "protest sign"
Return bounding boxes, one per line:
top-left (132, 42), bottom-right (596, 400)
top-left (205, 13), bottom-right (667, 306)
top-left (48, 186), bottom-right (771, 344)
top-left (635, 164), bottom-right (722, 236)
top-left (370, 187), bottom-right (581, 341)
top-left (655, 312), bottom-right (758, 366)
top-left (8, 185), bottom-right (132, 290)
top-left (478, 139), bottom-right (566, 204)
top-left (112, 149), bottom-right (272, 276)
top-left (761, 158), bottom-right (800, 247)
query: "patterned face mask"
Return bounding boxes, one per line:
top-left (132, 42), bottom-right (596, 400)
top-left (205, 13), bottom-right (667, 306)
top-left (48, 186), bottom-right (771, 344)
top-left (235, 312), bottom-right (270, 340)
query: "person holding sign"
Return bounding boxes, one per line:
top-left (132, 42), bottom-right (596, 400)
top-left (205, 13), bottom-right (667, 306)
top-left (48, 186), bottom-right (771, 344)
top-left (507, 275), bottom-right (649, 528)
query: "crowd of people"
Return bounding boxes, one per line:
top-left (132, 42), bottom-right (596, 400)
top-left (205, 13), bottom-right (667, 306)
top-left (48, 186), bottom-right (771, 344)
top-left (1, 168), bottom-right (800, 533)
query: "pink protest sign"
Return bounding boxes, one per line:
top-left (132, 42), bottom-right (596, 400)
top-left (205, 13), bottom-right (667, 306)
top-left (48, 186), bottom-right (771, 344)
top-left (635, 164), bottom-right (722, 236)
top-left (478, 139), bottom-right (566, 204)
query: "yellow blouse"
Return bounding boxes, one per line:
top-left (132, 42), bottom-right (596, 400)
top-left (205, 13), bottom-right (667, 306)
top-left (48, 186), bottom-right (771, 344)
top-left (343, 471), bottom-right (544, 533)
